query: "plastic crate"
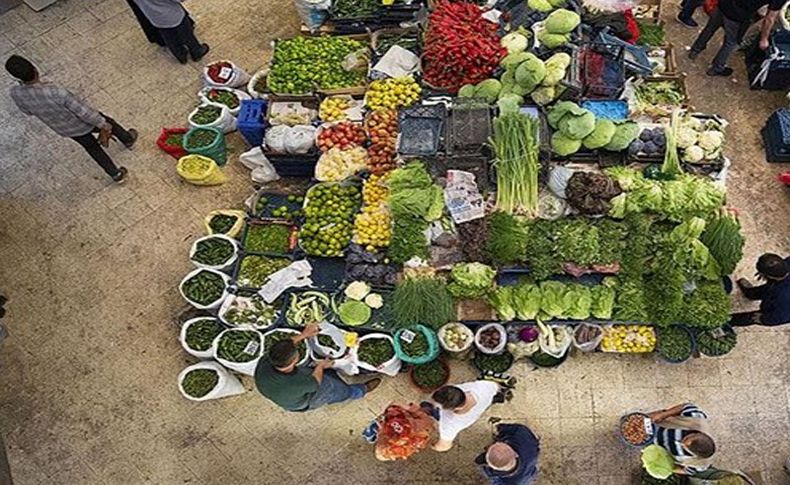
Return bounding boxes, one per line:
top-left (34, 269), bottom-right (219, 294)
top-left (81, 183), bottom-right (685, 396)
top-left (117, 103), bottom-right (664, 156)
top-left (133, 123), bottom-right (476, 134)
top-left (269, 155), bottom-right (320, 178)
top-left (398, 103), bottom-right (447, 156)
top-left (595, 30), bottom-right (653, 76)
top-left (237, 99), bottom-right (267, 147)
top-left (183, 126), bottom-right (227, 165)
top-left (580, 99), bottom-right (629, 120)
top-left (446, 102), bottom-right (493, 155)
top-left (580, 43), bottom-right (626, 98)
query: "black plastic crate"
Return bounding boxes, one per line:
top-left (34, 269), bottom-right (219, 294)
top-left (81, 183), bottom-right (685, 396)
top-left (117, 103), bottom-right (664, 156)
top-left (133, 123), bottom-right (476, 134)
top-left (398, 103), bottom-right (448, 156)
top-left (446, 102), bottom-right (493, 155)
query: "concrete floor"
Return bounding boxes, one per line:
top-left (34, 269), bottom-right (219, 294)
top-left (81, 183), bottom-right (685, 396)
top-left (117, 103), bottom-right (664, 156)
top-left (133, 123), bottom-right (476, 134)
top-left (0, 0), bottom-right (788, 484)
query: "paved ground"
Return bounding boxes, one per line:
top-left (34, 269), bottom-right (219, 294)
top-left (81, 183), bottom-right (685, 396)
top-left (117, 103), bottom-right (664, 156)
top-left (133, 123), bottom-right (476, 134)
top-left (0, 0), bottom-right (789, 484)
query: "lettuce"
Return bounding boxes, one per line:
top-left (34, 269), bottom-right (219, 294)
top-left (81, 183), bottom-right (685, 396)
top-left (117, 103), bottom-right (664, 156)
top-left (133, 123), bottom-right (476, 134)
top-left (512, 283), bottom-right (542, 320)
top-left (590, 284), bottom-right (616, 319)
top-left (641, 445), bottom-right (674, 479)
top-left (564, 284), bottom-right (592, 320)
top-left (489, 286), bottom-right (516, 321)
top-left (447, 262), bottom-right (496, 298)
top-left (539, 281), bottom-right (567, 318)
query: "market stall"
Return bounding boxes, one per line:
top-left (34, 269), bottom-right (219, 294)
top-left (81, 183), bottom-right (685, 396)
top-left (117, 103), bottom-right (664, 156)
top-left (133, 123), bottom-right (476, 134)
top-left (166, 0), bottom-right (745, 403)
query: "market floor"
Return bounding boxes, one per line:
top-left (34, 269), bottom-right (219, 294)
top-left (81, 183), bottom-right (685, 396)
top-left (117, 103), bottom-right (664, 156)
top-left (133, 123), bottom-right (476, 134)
top-left (0, 1), bottom-right (789, 484)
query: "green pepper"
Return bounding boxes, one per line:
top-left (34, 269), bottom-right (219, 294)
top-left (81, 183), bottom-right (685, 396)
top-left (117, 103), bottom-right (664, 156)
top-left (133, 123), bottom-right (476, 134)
top-left (216, 330), bottom-right (261, 362)
top-left (185, 318), bottom-right (223, 351)
top-left (191, 105), bottom-right (222, 125)
top-left (208, 214), bottom-right (238, 234)
top-left (181, 369), bottom-right (219, 398)
top-left (192, 237), bottom-right (235, 266)
top-left (182, 271), bottom-right (225, 305)
top-left (357, 338), bottom-right (394, 366)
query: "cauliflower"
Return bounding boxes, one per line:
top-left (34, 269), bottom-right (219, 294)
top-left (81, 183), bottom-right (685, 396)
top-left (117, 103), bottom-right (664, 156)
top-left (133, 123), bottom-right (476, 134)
top-left (683, 116), bottom-right (704, 132)
top-left (697, 130), bottom-right (724, 151)
top-left (675, 127), bottom-right (699, 149)
top-left (682, 145), bottom-right (705, 163)
top-left (364, 293), bottom-right (383, 309)
top-left (344, 281), bottom-right (371, 301)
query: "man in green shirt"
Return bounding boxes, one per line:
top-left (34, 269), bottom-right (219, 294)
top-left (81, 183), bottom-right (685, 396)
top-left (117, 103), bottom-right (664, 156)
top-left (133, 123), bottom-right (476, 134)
top-left (255, 324), bottom-right (381, 411)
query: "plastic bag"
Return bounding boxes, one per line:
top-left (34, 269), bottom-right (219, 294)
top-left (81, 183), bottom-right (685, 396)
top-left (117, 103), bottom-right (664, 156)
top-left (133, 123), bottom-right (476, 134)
top-left (572, 323), bottom-right (604, 352)
top-left (547, 165), bottom-right (575, 199)
top-left (218, 293), bottom-right (281, 330)
top-left (474, 323), bottom-right (508, 355)
top-left (188, 234), bottom-right (240, 271)
top-left (178, 361), bottom-right (246, 402)
top-left (342, 48), bottom-right (371, 72)
top-left (537, 322), bottom-right (573, 358)
top-left (293, 0), bottom-right (331, 33)
top-left (309, 322), bottom-right (348, 359)
top-left (394, 325), bottom-right (440, 365)
top-left (198, 86), bottom-right (251, 116)
top-left (156, 127), bottom-right (188, 159)
top-left (179, 268), bottom-right (230, 310)
top-left (179, 317), bottom-right (223, 359)
top-left (203, 60), bottom-right (250, 88)
top-left (356, 333), bottom-right (402, 376)
top-left (239, 147), bottom-right (280, 184)
top-left (176, 154), bottom-right (227, 186)
top-left (202, 209), bottom-right (246, 238)
top-left (264, 125), bottom-right (291, 153)
top-left (213, 328), bottom-right (264, 376)
top-left (247, 69), bottom-right (269, 98)
top-left (188, 103), bottom-right (236, 134)
top-left (507, 340), bottom-right (540, 360)
top-left (285, 125), bottom-right (317, 154)
top-left (437, 322), bottom-right (474, 357)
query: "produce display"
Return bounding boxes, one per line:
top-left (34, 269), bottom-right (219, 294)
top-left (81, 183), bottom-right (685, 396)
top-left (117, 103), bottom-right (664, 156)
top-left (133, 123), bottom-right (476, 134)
top-left (186, 128), bottom-right (218, 148)
top-left (216, 330), bottom-right (262, 363)
top-left (319, 96), bottom-right (354, 122)
top-left (244, 223), bottom-right (294, 253)
top-left (165, 132), bottom-right (184, 147)
top-left (179, 155), bottom-right (213, 177)
top-left (365, 77), bottom-right (420, 111)
top-left (656, 325), bottom-right (694, 362)
top-left (221, 294), bottom-right (281, 328)
top-left (316, 147), bottom-right (368, 182)
top-left (447, 262), bottom-right (496, 299)
top-left (205, 88), bottom-right (240, 109)
top-left (237, 255), bottom-right (291, 287)
top-left (299, 183), bottom-right (362, 257)
top-left (365, 110), bottom-right (398, 174)
top-left (332, 0), bottom-right (378, 18)
top-left (675, 114), bottom-right (726, 164)
top-left (399, 330), bottom-right (429, 358)
top-left (620, 412), bottom-right (654, 446)
top-left (477, 327), bottom-right (502, 351)
top-left (191, 236), bottom-right (235, 267)
top-left (411, 359), bottom-right (449, 390)
top-left (392, 269), bottom-right (455, 330)
top-left (267, 36), bottom-right (368, 94)
top-left (184, 318), bottom-right (224, 352)
top-left (287, 291), bottom-right (333, 326)
top-left (695, 327), bottom-right (737, 357)
top-left (317, 122), bottom-right (367, 152)
top-left (205, 61), bottom-right (234, 84)
top-left (474, 351), bottom-right (514, 373)
top-left (191, 105), bottom-right (221, 125)
top-left (208, 214), bottom-right (239, 234)
top-left (181, 369), bottom-right (219, 398)
top-left (354, 175), bottom-right (391, 250)
top-left (181, 270), bottom-right (226, 306)
top-left (438, 323), bottom-right (474, 352)
top-left (357, 337), bottom-right (395, 366)
top-left (601, 325), bottom-right (656, 353)
top-left (492, 112), bottom-right (540, 216)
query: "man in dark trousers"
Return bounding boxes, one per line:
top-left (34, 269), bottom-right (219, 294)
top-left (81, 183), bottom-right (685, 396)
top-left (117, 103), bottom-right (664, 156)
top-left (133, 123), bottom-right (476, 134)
top-left (688, 0), bottom-right (783, 76)
top-left (6, 55), bottom-right (137, 183)
top-left (732, 253), bottom-right (790, 326)
top-left (130, 0), bottom-right (209, 64)
top-left (476, 422), bottom-right (540, 485)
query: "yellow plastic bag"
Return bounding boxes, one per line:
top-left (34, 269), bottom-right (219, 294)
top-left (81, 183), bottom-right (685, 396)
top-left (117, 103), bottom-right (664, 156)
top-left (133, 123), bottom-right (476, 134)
top-left (203, 209), bottom-right (247, 238)
top-left (176, 154), bottom-right (227, 186)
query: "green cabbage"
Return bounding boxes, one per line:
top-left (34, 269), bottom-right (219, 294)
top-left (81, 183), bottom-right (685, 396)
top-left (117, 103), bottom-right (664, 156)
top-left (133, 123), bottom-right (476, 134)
top-left (551, 131), bottom-right (582, 156)
top-left (500, 51), bottom-right (531, 70)
top-left (447, 262), bottom-right (496, 298)
top-left (515, 53), bottom-right (546, 91)
top-left (542, 52), bottom-right (571, 86)
top-left (538, 31), bottom-right (570, 49)
top-left (497, 93), bottom-right (524, 115)
top-left (545, 9), bottom-right (581, 34)
top-left (531, 85), bottom-right (557, 105)
top-left (583, 119), bottom-right (616, 149)
top-left (548, 101), bottom-right (584, 128)
top-left (338, 300), bottom-right (372, 326)
top-left (458, 84), bottom-right (476, 97)
top-left (474, 79), bottom-right (502, 103)
top-left (559, 110), bottom-right (596, 140)
top-left (604, 121), bottom-right (640, 151)
top-left (641, 445), bottom-right (674, 479)
top-left (528, 0), bottom-right (554, 12)
top-left (501, 31), bottom-right (529, 54)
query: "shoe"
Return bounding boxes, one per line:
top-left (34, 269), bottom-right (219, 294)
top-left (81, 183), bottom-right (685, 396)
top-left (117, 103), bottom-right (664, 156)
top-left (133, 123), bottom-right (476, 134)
top-left (191, 43), bottom-right (210, 62)
top-left (112, 167), bottom-right (128, 183)
top-left (707, 66), bottom-right (733, 76)
top-left (364, 378), bottom-right (382, 392)
top-left (124, 128), bottom-right (138, 149)
top-left (688, 50), bottom-right (700, 60)
top-left (736, 278), bottom-right (753, 289)
top-left (676, 14), bottom-right (699, 28)
top-left (784, 458), bottom-right (790, 475)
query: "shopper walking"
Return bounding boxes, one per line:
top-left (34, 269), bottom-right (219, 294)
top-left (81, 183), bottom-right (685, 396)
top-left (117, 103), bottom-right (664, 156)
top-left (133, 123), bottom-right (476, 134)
top-left (688, 0), bottom-right (782, 76)
top-left (129, 0), bottom-right (209, 64)
top-left (677, 0), bottom-right (704, 27)
top-left (5, 55), bottom-right (137, 183)
top-left (476, 422), bottom-right (540, 485)
top-left (255, 324), bottom-right (381, 412)
top-left (431, 380), bottom-right (500, 451)
top-left (648, 402), bottom-right (716, 475)
top-left (366, 403), bottom-right (436, 461)
top-left (732, 253), bottom-right (790, 326)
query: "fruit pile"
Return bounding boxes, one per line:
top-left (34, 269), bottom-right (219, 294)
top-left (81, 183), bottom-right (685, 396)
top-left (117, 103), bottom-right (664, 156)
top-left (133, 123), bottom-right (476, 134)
top-left (620, 413), bottom-right (653, 446)
top-left (600, 325), bottom-right (656, 353)
top-left (315, 146), bottom-right (368, 182)
top-left (317, 121), bottom-right (367, 152)
top-left (365, 110), bottom-right (398, 174)
top-left (299, 183), bottom-right (362, 257)
top-left (354, 175), bottom-right (391, 251)
top-left (319, 97), bottom-right (352, 122)
top-left (366, 77), bottom-right (421, 111)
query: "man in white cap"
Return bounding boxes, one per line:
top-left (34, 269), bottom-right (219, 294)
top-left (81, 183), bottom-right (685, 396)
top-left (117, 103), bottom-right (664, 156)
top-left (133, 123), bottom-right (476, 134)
top-left (476, 422), bottom-right (540, 484)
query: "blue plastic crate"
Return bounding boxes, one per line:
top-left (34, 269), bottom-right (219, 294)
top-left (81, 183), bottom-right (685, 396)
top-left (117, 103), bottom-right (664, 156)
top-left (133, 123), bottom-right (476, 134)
top-left (237, 99), bottom-right (267, 147)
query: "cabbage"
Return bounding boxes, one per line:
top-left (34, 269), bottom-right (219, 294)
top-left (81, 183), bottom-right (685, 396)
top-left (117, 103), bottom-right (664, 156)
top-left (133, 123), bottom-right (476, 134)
top-left (500, 51), bottom-right (531, 70)
top-left (528, 0), bottom-right (554, 11)
top-left (512, 284), bottom-right (542, 320)
top-left (641, 445), bottom-right (674, 479)
top-left (547, 0), bottom-right (566, 7)
top-left (539, 281), bottom-right (567, 318)
top-left (583, 119), bottom-right (616, 150)
top-left (489, 287), bottom-right (516, 320)
top-left (497, 93), bottom-right (524, 115)
top-left (531, 86), bottom-right (557, 105)
top-left (447, 262), bottom-right (496, 298)
top-left (474, 79), bottom-right (502, 103)
top-left (501, 32), bottom-right (529, 54)
top-left (558, 110), bottom-right (596, 140)
top-left (542, 52), bottom-right (571, 86)
top-left (515, 53), bottom-right (546, 91)
top-left (604, 121), bottom-right (640, 151)
top-left (551, 131), bottom-right (582, 156)
top-left (545, 52), bottom-right (571, 71)
top-left (501, 69), bottom-right (516, 90)
top-left (564, 284), bottom-right (592, 320)
top-left (338, 300), bottom-right (372, 326)
top-left (548, 101), bottom-right (585, 128)
top-left (538, 31), bottom-right (570, 49)
top-left (458, 84), bottom-right (477, 97)
top-left (682, 145), bottom-right (705, 163)
top-left (544, 9), bottom-right (581, 34)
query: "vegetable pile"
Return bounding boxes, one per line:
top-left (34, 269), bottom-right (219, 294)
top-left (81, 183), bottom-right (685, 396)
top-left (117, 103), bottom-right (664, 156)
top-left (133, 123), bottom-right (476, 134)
top-left (695, 327), bottom-right (737, 357)
top-left (244, 223), bottom-right (294, 254)
top-left (387, 162), bottom-right (443, 263)
top-left (192, 236), bottom-right (235, 267)
top-left (365, 110), bottom-right (398, 174)
top-left (222, 294), bottom-right (281, 328)
top-left (474, 351), bottom-right (514, 373)
top-left (412, 360), bottom-right (449, 390)
top-left (182, 270), bottom-right (226, 306)
top-left (237, 255), bottom-right (291, 287)
top-left (477, 326), bottom-right (502, 350)
top-left (601, 325), bottom-right (656, 353)
top-left (700, 211), bottom-right (743, 275)
top-left (447, 262), bottom-right (496, 299)
top-left (205, 88), bottom-right (240, 109)
top-left (392, 268), bottom-right (455, 330)
top-left (268, 36), bottom-right (368, 94)
top-left (191, 105), bottom-right (221, 125)
top-left (217, 330), bottom-right (262, 363)
top-left (656, 325), bottom-right (694, 362)
top-left (439, 323), bottom-right (473, 351)
top-left (208, 214), bottom-right (239, 234)
top-left (354, 175), bottom-right (391, 251)
top-left (423, 1), bottom-right (506, 92)
top-left (184, 318), bottom-right (224, 352)
top-left (165, 132), bottom-right (184, 147)
top-left (620, 413), bottom-right (652, 446)
top-left (565, 172), bottom-right (622, 215)
top-left (186, 128), bottom-right (218, 148)
top-left (206, 61), bottom-right (234, 84)
top-left (319, 96), bottom-right (353, 122)
top-left (674, 114), bottom-right (726, 164)
top-left (181, 369), bottom-right (219, 398)
top-left (399, 329), bottom-right (430, 358)
top-left (490, 280), bottom-right (616, 321)
top-left (300, 183), bottom-right (362, 257)
top-left (357, 337), bottom-right (395, 366)
top-left (317, 122), bottom-right (367, 152)
top-left (548, 101), bottom-right (639, 156)
top-left (492, 112), bottom-right (540, 216)
top-left (366, 76), bottom-right (421, 111)
top-left (316, 146), bottom-right (368, 182)
top-left (287, 291), bottom-right (332, 326)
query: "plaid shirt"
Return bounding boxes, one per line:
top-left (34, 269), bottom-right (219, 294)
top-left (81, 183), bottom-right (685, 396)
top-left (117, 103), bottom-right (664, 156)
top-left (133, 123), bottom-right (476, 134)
top-left (10, 83), bottom-right (105, 138)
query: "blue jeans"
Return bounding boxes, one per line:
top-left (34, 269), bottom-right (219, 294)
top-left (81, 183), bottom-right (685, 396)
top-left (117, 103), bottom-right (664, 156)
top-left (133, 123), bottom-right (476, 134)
top-left (307, 370), bottom-right (366, 410)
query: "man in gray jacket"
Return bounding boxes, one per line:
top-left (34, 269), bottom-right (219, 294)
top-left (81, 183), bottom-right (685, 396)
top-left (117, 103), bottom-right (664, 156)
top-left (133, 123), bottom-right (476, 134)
top-left (130, 0), bottom-right (209, 64)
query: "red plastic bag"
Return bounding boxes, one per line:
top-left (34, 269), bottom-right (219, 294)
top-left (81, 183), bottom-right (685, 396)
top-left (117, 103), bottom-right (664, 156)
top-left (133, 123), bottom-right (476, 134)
top-left (623, 9), bottom-right (640, 44)
top-left (704, 0), bottom-right (718, 15)
top-left (156, 127), bottom-right (188, 160)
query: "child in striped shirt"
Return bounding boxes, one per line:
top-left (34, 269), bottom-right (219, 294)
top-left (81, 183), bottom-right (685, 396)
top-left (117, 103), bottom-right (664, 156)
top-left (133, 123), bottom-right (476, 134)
top-left (648, 402), bottom-right (716, 474)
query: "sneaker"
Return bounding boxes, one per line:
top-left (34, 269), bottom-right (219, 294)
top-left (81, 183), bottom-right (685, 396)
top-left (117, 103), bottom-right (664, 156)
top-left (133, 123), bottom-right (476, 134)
top-left (112, 167), bottom-right (128, 183)
top-left (676, 14), bottom-right (699, 28)
top-left (688, 50), bottom-right (700, 60)
top-left (191, 43), bottom-right (210, 62)
top-left (707, 66), bottom-right (734, 76)
top-left (364, 378), bottom-right (382, 392)
top-left (124, 129), bottom-right (138, 149)
top-left (736, 278), bottom-right (754, 289)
